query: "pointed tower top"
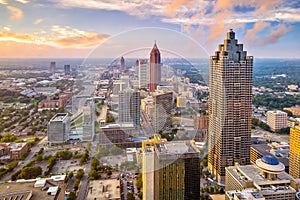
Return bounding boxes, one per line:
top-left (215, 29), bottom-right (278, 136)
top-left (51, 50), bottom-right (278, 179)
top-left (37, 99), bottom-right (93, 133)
top-left (227, 29), bottom-right (235, 40)
top-left (153, 40), bottom-right (158, 49)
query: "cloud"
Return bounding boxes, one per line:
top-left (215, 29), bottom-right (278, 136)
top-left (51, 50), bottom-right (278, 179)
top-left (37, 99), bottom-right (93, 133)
top-left (6, 6), bottom-right (23, 21)
top-left (15, 0), bottom-right (30, 3)
top-left (33, 18), bottom-right (44, 25)
top-left (164, 0), bottom-right (192, 16)
top-left (3, 26), bottom-right (10, 31)
top-left (0, 0), bottom-right (8, 4)
top-left (262, 24), bottom-right (292, 45)
top-left (0, 26), bottom-right (109, 48)
top-left (244, 22), bottom-right (270, 41)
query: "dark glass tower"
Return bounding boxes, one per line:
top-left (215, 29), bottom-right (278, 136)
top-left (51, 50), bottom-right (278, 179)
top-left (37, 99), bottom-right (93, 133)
top-left (150, 42), bottom-right (161, 92)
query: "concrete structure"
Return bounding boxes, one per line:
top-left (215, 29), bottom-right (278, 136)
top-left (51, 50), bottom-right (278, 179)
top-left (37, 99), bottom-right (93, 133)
top-left (142, 135), bottom-right (200, 200)
top-left (151, 92), bottom-right (173, 133)
top-left (266, 110), bottom-right (288, 132)
top-left (194, 112), bottom-right (209, 130)
top-left (48, 113), bottom-right (70, 144)
top-left (82, 100), bottom-right (95, 141)
top-left (50, 61), bottom-right (56, 74)
top-left (0, 142), bottom-right (28, 160)
top-left (118, 89), bottom-right (140, 127)
top-left (86, 179), bottom-right (120, 200)
top-left (176, 96), bottom-right (187, 108)
top-left (64, 64), bottom-right (71, 75)
top-left (150, 42), bottom-right (161, 92)
top-left (138, 59), bottom-right (149, 89)
top-left (120, 56), bottom-right (125, 71)
top-left (290, 126), bottom-right (300, 178)
top-left (250, 143), bottom-right (289, 173)
top-left (208, 29), bottom-right (253, 184)
top-left (225, 156), bottom-right (298, 200)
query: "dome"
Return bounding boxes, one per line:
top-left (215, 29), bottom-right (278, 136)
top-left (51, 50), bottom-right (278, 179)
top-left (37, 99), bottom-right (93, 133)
top-left (261, 155), bottom-right (279, 165)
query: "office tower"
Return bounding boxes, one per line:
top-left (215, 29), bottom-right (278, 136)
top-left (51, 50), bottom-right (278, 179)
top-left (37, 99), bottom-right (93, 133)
top-left (225, 156), bottom-right (298, 200)
top-left (50, 61), bottom-right (56, 74)
top-left (208, 29), bottom-right (253, 184)
top-left (120, 56), bottom-right (125, 71)
top-left (194, 112), bottom-right (209, 130)
top-left (82, 100), bottom-right (95, 141)
top-left (138, 59), bottom-right (149, 89)
top-left (151, 92), bottom-right (173, 133)
top-left (290, 126), bottom-right (300, 178)
top-left (119, 89), bottom-right (140, 127)
top-left (64, 64), bottom-right (71, 75)
top-left (48, 113), bottom-right (70, 144)
top-left (266, 110), bottom-right (288, 132)
top-left (149, 42), bottom-right (161, 92)
top-left (142, 135), bottom-right (200, 200)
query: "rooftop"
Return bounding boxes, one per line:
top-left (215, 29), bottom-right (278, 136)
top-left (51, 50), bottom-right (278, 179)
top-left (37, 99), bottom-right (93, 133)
top-left (86, 179), bottom-right (120, 200)
top-left (51, 113), bottom-right (68, 122)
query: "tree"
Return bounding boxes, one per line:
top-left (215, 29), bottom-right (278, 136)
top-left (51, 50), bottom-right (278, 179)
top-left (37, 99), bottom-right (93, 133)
top-left (127, 193), bottom-right (135, 200)
top-left (76, 169), bottom-right (84, 180)
top-left (89, 169), bottom-right (99, 180)
top-left (91, 158), bottom-right (99, 170)
top-left (68, 192), bottom-right (76, 200)
top-left (277, 127), bottom-right (290, 134)
top-left (136, 173), bottom-right (142, 190)
top-left (110, 145), bottom-right (123, 155)
top-left (68, 171), bottom-right (74, 179)
top-left (19, 166), bottom-right (42, 179)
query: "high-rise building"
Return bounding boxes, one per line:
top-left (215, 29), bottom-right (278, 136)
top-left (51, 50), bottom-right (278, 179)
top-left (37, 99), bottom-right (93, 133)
top-left (142, 135), bottom-right (200, 200)
top-left (266, 110), bottom-right (288, 132)
top-left (225, 156), bottom-right (298, 200)
top-left (208, 29), bottom-right (253, 184)
top-left (118, 89), bottom-right (140, 127)
top-left (150, 42), bottom-right (161, 92)
top-left (50, 61), bottom-right (56, 74)
top-left (151, 92), bottom-right (173, 133)
top-left (48, 113), bottom-right (70, 144)
top-left (120, 56), bottom-right (125, 71)
top-left (290, 125), bottom-right (300, 178)
top-left (82, 100), bottom-right (95, 141)
top-left (138, 59), bottom-right (149, 89)
top-left (64, 65), bottom-right (71, 75)
top-left (194, 112), bottom-right (209, 130)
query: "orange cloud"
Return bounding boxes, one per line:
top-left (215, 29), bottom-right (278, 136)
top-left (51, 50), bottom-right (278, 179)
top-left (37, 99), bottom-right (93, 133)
top-left (0, 0), bottom-right (8, 4)
top-left (6, 6), bottom-right (23, 21)
top-left (15, 0), bottom-right (30, 3)
top-left (262, 24), bottom-right (292, 45)
top-left (165, 0), bottom-right (192, 16)
top-left (33, 18), bottom-right (44, 25)
top-left (244, 21), bottom-right (270, 41)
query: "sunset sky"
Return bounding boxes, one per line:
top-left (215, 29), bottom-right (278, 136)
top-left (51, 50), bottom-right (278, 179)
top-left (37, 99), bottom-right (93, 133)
top-left (0, 0), bottom-right (300, 58)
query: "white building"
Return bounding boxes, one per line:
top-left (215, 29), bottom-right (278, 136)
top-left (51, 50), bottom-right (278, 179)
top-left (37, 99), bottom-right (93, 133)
top-left (266, 110), bottom-right (288, 132)
top-left (138, 59), bottom-right (149, 89)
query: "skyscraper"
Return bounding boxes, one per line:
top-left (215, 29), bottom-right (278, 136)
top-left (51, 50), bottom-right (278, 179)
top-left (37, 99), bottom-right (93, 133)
top-left (118, 88), bottom-right (140, 127)
top-left (64, 64), bottom-right (71, 75)
top-left (142, 135), bottom-right (200, 200)
top-left (50, 61), bottom-right (56, 74)
top-left (120, 56), bottom-right (125, 71)
top-left (138, 59), bottom-right (149, 89)
top-left (208, 29), bottom-right (253, 184)
top-left (150, 42), bottom-right (161, 92)
top-left (48, 113), bottom-right (70, 145)
top-left (290, 125), bottom-right (300, 178)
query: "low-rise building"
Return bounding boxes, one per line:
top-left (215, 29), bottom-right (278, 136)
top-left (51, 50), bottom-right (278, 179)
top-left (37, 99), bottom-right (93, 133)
top-left (0, 142), bottom-right (28, 161)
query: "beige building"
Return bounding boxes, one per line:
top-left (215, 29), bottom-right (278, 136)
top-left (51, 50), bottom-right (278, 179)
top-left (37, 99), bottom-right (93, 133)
top-left (208, 29), bottom-right (253, 185)
top-left (138, 59), bottom-right (149, 89)
top-left (176, 96), bottom-right (187, 108)
top-left (290, 126), bottom-right (300, 178)
top-left (194, 113), bottom-right (209, 130)
top-left (225, 156), bottom-right (298, 200)
top-left (266, 110), bottom-right (288, 132)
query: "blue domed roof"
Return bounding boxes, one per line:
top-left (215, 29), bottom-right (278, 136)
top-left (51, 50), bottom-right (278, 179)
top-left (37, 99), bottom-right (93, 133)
top-left (261, 155), bottom-right (279, 165)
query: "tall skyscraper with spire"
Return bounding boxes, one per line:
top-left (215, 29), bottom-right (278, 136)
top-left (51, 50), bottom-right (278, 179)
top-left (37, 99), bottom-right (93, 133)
top-left (149, 42), bottom-right (161, 92)
top-left (208, 29), bottom-right (253, 184)
top-left (120, 56), bottom-right (125, 71)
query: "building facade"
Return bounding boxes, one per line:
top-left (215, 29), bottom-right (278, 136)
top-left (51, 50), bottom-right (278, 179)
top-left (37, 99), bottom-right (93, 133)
top-left (120, 56), bottom-right (125, 71)
top-left (266, 110), bottom-right (288, 132)
top-left (82, 100), bottom-right (95, 141)
top-left (50, 61), bottom-right (56, 74)
top-left (225, 156), bottom-right (298, 200)
top-left (142, 135), bottom-right (200, 200)
top-left (138, 59), bottom-right (149, 89)
top-left (118, 89), bottom-right (140, 127)
top-left (208, 29), bottom-right (253, 184)
top-left (64, 65), bottom-right (71, 75)
top-left (48, 113), bottom-right (70, 144)
top-left (151, 92), bottom-right (173, 133)
top-left (290, 125), bottom-right (300, 178)
top-left (150, 42), bottom-right (161, 92)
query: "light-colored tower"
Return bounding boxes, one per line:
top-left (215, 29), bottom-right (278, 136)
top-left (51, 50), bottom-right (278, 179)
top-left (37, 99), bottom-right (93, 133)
top-left (290, 125), bottom-right (300, 178)
top-left (266, 110), bottom-right (288, 132)
top-left (150, 42), bottom-right (161, 92)
top-left (208, 29), bottom-right (253, 185)
top-left (118, 88), bottom-right (140, 127)
top-left (138, 59), bottom-right (149, 89)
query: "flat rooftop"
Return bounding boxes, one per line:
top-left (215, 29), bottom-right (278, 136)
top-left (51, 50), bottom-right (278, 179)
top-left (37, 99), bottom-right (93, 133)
top-left (155, 141), bottom-right (197, 156)
top-left (51, 113), bottom-right (68, 122)
top-left (0, 181), bottom-right (62, 200)
top-left (86, 179), bottom-right (120, 200)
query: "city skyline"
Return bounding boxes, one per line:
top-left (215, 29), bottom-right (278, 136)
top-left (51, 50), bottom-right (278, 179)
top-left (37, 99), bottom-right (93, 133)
top-left (0, 1), bottom-right (300, 58)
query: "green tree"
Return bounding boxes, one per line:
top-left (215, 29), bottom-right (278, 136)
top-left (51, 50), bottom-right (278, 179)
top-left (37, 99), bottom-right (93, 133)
top-left (88, 169), bottom-right (99, 180)
top-left (110, 145), bottom-right (123, 155)
top-left (136, 173), bottom-right (143, 190)
top-left (19, 166), bottom-right (42, 179)
top-left (76, 169), bottom-right (84, 180)
top-left (68, 171), bottom-right (74, 179)
top-left (127, 192), bottom-right (135, 200)
top-left (91, 158), bottom-right (99, 170)
top-left (68, 192), bottom-right (76, 200)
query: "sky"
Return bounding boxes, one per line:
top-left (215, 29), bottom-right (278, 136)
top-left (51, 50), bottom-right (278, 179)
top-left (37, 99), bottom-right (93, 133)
top-left (0, 0), bottom-right (300, 58)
